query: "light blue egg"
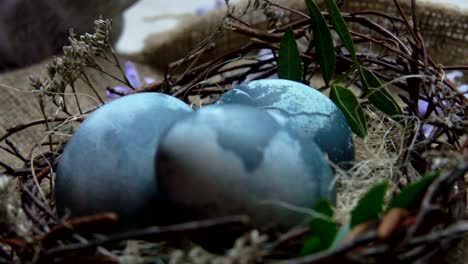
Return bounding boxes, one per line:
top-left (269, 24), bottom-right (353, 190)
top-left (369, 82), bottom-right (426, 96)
top-left (156, 104), bottom-right (335, 229)
top-left (56, 93), bottom-right (192, 231)
top-left (217, 79), bottom-right (354, 167)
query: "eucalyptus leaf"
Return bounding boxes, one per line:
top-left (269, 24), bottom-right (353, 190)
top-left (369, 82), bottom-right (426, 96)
top-left (314, 199), bottom-right (335, 218)
top-left (278, 27), bottom-right (303, 82)
top-left (300, 236), bottom-right (321, 256)
top-left (330, 85), bottom-right (367, 138)
top-left (305, 0), bottom-right (336, 86)
top-left (301, 218), bottom-right (338, 255)
top-left (300, 200), bottom-right (338, 255)
top-left (388, 172), bottom-right (438, 210)
top-left (351, 182), bottom-right (388, 228)
top-left (359, 66), bottom-right (403, 120)
top-left (324, 0), bottom-right (357, 64)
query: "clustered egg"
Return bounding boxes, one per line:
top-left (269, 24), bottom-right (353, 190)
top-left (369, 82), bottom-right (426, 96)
top-left (156, 104), bottom-right (334, 229)
top-left (56, 93), bottom-right (192, 230)
top-left (217, 79), bottom-right (354, 166)
top-left (56, 79), bottom-right (354, 231)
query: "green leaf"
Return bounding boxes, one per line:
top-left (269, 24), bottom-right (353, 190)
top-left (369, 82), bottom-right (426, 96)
top-left (305, 0), bottom-right (336, 86)
top-left (300, 200), bottom-right (338, 255)
top-left (301, 219), bottom-right (338, 255)
top-left (330, 85), bottom-right (367, 138)
top-left (330, 222), bottom-right (351, 249)
top-left (300, 236), bottom-right (321, 256)
top-left (350, 182), bottom-right (388, 228)
top-left (388, 172), bottom-right (438, 210)
top-left (324, 0), bottom-right (357, 64)
top-left (314, 199), bottom-right (334, 218)
top-left (359, 66), bottom-right (403, 120)
top-left (278, 27), bottom-right (303, 82)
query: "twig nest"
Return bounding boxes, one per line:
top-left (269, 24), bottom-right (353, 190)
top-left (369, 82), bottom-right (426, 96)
top-left (217, 79), bottom-right (354, 166)
top-left (156, 104), bottom-right (335, 229)
top-left (55, 93), bottom-right (192, 231)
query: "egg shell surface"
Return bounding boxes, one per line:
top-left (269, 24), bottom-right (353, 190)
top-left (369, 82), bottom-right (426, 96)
top-left (217, 79), bottom-right (354, 166)
top-left (156, 104), bottom-right (335, 229)
top-left (56, 93), bottom-right (192, 231)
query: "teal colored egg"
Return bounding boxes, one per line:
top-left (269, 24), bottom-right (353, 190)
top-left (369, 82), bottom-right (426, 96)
top-left (56, 93), bottom-right (192, 231)
top-left (217, 79), bottom-right (354, 167)
top-left (156, 104), bottom-right (335, 229)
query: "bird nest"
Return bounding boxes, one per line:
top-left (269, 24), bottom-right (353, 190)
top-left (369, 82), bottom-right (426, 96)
top-left (0, 1), bottom-right (467, 263)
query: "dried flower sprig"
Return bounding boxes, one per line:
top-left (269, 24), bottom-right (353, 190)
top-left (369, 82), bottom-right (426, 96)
top-left (29, 19), bottom-right (134, 114)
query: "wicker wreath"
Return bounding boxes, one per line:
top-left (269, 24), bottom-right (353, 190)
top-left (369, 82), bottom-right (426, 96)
top-left (0, 0), bottom-right (466, 263)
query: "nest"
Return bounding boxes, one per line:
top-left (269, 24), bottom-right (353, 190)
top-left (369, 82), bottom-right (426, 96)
top-left (0, 1), bottom-right (467, 263)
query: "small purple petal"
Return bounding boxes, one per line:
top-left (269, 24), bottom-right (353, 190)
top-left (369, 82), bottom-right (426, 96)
top-left (114, 86), bottom-right (133, 94)
top-left (422, 124), bottom-right (434, 138)
top-left (214, 0), bottom-right (225, 8)
top-left (417, 70), bottom-right (465, 138)
top-left (195, 0), bottom-right (224, 16)
top-left (458, 84), bottom-right (468, 98)
top-left (124, 61), bottom-right (141, 89)
top-left (418, 99), bottom-right (429, 116)
top-left (106, 86), bottom-right (133, 100)
top-left (106, 90), bottom-right (121, 100)
top-left (257, 49), bottom-right (275, 62)
top-left (144, 77), bottom-right (157, 85)
top-left (446, 70), bottom-right (463, 82)
top-left (195, 6), bottom-right (212, 15)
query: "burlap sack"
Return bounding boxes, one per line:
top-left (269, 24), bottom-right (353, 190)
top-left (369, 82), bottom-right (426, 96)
top-left (0, 0), bottom-right (149, 167)
top-left (0, 56), bottom-right (161, 167)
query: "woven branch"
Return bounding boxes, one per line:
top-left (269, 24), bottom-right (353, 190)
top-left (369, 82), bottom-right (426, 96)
top-left (139, 0), bottom-right (468, 70)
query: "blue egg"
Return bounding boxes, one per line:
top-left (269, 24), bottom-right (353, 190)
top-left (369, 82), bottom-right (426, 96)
top-left (156, 104), bottom-right (335, 229)
top-left (56, 93), bottom-right (192, 231)
top-left (217, 79), bottom-right (354, 167)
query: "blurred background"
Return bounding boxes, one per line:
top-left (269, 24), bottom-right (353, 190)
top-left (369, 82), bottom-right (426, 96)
top-left (116, 0), bottom-right (239, 53)
top-left (115, 0), bottom-right (468, 54)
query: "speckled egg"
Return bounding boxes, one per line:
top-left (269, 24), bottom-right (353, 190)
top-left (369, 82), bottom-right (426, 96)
top-left (156, 104), bottom-right (335, 229)
top-left (217, 79), bottom-right (354, 167)
top-left (56, 93), bottom-right (192, 231)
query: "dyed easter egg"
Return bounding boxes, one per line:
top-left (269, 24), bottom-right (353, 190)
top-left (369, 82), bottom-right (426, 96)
top-left (156, 104), bottom-right (335, 229)
top-left (56, 93), bottom-right (192, 231)
top-left (217, 79), bottom-right (354, 167)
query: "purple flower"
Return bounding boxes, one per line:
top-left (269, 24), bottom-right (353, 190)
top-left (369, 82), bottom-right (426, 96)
top-left (214, 0), bottom-right (224, 8)
top-left (446, 70), bottom-right (468, 98)
top-left (195, 0), bottom-right (225, 16)
top-left (106, 85), bottom-right (133, 100)
top-left (106, 61), bottom-right (156, 100)
top-left (417, 70), bottom-right (467, 138)
top-left (417, 99), bottom-right (435, 138)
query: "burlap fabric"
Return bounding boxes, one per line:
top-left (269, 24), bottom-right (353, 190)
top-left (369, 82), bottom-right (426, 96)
top-left (0, 0), bottom-right (141, 166)
top-left (139, 0), bottom-right (468, 70)
top-left (0, 57), bottom-right (161, 167)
